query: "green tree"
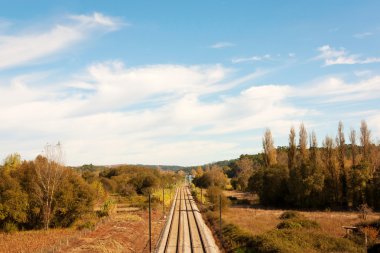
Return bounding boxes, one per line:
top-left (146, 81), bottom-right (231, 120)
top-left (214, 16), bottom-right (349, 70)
top-left (322, 136), bottom-right (339, 206)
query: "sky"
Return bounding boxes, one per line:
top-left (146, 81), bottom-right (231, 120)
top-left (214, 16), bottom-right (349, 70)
top-left (0, 1), bottom-right (380, 166)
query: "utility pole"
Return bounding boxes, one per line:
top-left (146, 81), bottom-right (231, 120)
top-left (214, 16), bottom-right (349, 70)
top-left (200, 188), bottom-right (203, 205)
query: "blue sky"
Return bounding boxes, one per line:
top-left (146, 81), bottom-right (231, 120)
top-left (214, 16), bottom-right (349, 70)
top-left (0, 1), bottom-right (379, 166)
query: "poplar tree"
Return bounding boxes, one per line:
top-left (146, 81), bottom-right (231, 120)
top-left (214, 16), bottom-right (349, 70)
top-left (350, 128), bottom-right (357, 167)
top-left (262, 128), bottom-right (277, 167)
top-left (336, 121), bottom-right (348, 206)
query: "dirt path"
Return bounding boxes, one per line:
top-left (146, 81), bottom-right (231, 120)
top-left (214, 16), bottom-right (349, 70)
top-left (59, 207), bottom-right (166, 253)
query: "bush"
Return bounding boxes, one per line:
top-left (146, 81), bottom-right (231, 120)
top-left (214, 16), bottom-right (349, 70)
top-left (73, 212), bottom-right (98, 231)
top-left (97, 199), bottom-right (114, 217)
top-left (77, 221), bottom-right (96, 231)
top-left (279, 211), bottom-right (304, 220)
top-left (3, 222), bottom-right (18, 233)
top-left (277, 219), bottom-right (320, 229)
top-left (206, 186), bottom-right (230, 211)
top-left (356, 218), bottom-right (380, 230)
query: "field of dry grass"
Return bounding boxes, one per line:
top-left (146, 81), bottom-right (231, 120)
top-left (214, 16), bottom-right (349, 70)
top-left (0, 228), bottom-right (73, 253)
top-left (223, 190), bottom-right (380, 238)
top-left (0, 195), bottom-right (170, 253)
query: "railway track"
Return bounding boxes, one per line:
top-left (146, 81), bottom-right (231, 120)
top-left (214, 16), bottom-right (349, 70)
top-left (156, 187), bottom-right (219, 253)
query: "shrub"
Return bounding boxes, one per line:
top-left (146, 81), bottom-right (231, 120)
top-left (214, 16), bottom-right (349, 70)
top-left (356, 218), bottom-right (380, 230)
top-left (277, 219), bottom-right (320, 229)
top-left (97, 199), bottom-right (114, 217)
top-left (206, 186), bottom-right (230, 211)
top-left (77, 221), bottom-right (96, 231)
top-left (362, 226), bottom-right (379, 247)
top-left (279, 211), bottom-right (304, 220)
top-left (74, 212), bottom-right (98, 230)
top-left (3, 222), bottom-right (18, 233)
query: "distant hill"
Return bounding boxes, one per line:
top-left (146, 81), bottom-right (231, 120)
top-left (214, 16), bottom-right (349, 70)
top-left (73, 163), bottom-right (193, 173)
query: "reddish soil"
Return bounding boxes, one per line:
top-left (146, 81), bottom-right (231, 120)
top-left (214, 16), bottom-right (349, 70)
top-left (58, 209), bottom-right (166, 253)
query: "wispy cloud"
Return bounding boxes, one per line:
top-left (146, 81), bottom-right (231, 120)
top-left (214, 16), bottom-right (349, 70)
top-left (296, 75), bottom-right (380, 103)
top-left (0, 12), bottom-right (122, 70)
top-left (210, 42), bottom-right (235, 49)
top-left (232, 54), bottom-right (271, 64)
top-left (1, 59), bottom-right (379, 165)
top-left (0, 61), bottom-right (307, 165)
top-left (353, 32), bottom-right (373, 39)
top-left (316, 45), bottom-right (380, 66)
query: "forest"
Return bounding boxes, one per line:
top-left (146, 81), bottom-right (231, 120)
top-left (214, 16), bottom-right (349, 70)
top-left (193, 120), bottom-right (380, 211)
top-left (0, 144), bottom-right (181, 233)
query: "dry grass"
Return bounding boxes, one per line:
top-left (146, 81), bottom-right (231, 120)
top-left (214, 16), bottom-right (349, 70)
top-left (70, 238), bottom-right (124, 253)
top-left (223, 207), bottom-right (380, 237)
top-left (0, 228), bottom-right (73, 253)
top-left (223, 190), bottom-right (380, 238)
top-left (224, 190), bottom-right (258, 203)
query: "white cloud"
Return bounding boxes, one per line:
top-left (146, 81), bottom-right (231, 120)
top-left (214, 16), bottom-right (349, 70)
top-left (1, 57), bottom-right (378, 166)
top-left (316, 45), bottom-right (380, 66)
top-left (298, 75), bottom-right (380, 103)
top-left (232, 54), bottom-right (271, 63)
top-left (0, 12), bottom-right (121, 69)
top-left (210, 42), bottom-right (235, 49)
top-left (353, 32), bottom-right (373, 39)
top-left (0, 61), bottom-right (310, 165)
top-left (69, 12), bottom-right (123, 29)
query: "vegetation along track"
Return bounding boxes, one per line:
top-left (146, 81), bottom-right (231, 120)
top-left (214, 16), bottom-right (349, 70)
top-left (156, 187), bottom-right (219, 253)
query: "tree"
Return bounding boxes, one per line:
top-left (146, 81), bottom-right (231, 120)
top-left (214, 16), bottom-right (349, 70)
top-left (262, 128), bottom-right (277, 167)
top-left (0, 170), bottom-right (28, 230)
top-left (235, 157), bottom-right (254, 190)
top-left (288, 126), bottom-right (297, 170)
top-left (3, 153), bottom-right (21, 173)
top-left (336, 121), bottom-right (348, 206)
top-left (322, 136), bottom-right (338, 206)
top-left (350, 128), bottom-right (358, 167)
top-left (254, 165), bottom-right (288, 206)
top-left (52, 170), bottom-right (95, 227)
top-left (34, 143), bottom-right (65, 230)
top-left (298, 123), bottom-right (308, 165)
top-left (309, 131), bottom-right (318, 168)
top-left (303, 131), bottom-right (324, 208)
top-left (287, 126), bottom-right (303, 206)
top-left (193, 165), bottom-right (228, 189)
top-left (360, 120), bottom-right (371, 163)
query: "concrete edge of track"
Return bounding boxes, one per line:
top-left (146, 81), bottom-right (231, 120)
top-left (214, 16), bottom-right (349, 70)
top-left (155, 188), bottom-right (179, 253)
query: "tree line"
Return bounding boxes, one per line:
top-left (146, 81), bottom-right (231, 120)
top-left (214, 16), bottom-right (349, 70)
top-left (0, 144), bottom-right (182, 232)
top-left (193, 120), bottom-right (380, 210)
